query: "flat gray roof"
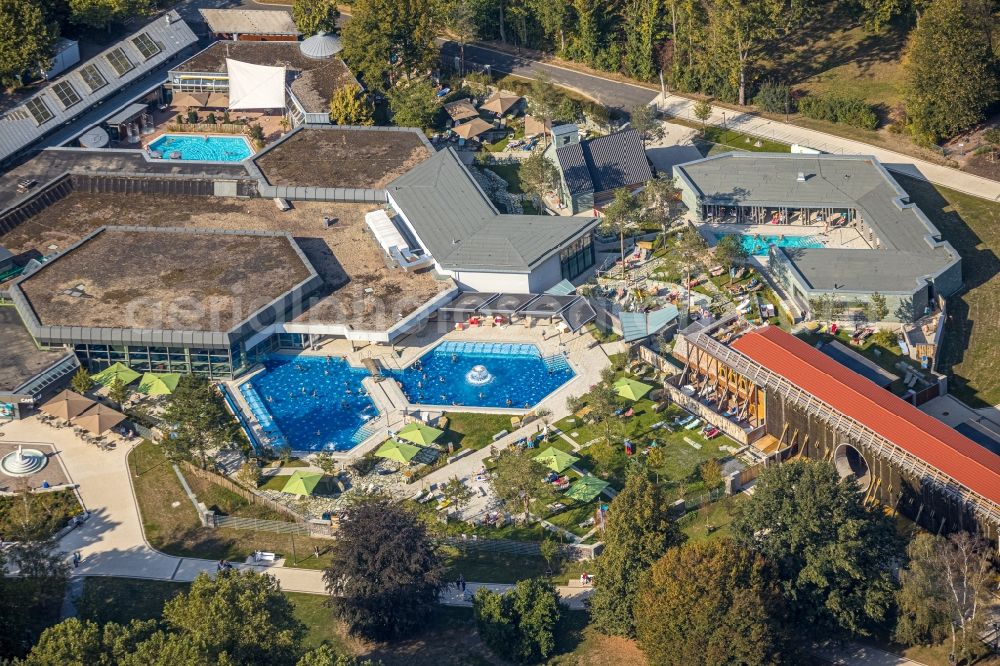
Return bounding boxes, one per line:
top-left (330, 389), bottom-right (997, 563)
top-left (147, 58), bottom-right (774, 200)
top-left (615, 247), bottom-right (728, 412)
top-left (199, 9), bottom-right (299, 35)
top-left (675, 153), bottom-right (960, 293)
top-left (0, 306), bottom-right (70, 393)
top-left (387, 148), bottom-right (598, 273)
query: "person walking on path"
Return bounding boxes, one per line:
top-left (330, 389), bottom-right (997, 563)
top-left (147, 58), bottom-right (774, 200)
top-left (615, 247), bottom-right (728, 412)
top-left (72, 551), bottom-right (81, 568)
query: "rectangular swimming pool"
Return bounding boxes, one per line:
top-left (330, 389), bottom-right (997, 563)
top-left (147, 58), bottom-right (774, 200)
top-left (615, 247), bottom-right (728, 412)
top-left (147, 134), bottom-right (253, 162)
top-left (721, 232), bottom-right (825, 256)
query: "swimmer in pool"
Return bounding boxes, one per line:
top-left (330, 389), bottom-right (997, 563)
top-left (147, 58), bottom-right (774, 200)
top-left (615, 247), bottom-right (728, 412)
top-left (506, 398), bottom-right (512, 407)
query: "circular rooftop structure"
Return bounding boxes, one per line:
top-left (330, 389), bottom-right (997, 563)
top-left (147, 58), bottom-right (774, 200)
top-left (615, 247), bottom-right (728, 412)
top-left (300, 32), bottom-right (343, 59)
top-left (79, 126), bottom-right (110, 150)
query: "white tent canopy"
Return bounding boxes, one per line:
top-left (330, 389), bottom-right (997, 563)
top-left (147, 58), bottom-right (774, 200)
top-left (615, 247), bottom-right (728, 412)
top-left (226, 58), bottom-right (285, 110)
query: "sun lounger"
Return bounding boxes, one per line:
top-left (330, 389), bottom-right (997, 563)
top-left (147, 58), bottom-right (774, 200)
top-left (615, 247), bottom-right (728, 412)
top-left (685, 419), bottom-right (702, 430)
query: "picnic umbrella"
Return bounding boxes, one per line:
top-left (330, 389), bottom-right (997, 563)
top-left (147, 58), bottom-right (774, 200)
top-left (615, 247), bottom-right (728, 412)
top-left (397, 422), bottom-right (443, 445)
top-left (453, 117), bottom-right (494, 140)
top-left (564, 476), bottom-right (610, 502)
top-left (281, 471), bottom-right (323, 496)
top-left (91, 362), bottom-right (140, 387)
top-left (375, 440), bottom-right (420, 464)
top-left (40, 390), bottom-right (94, 420)
top-left (137, 372), bottom-right (181, 395)
top-left (71, 403), bottom-right (126, 435)
top-left (533, 446), bottom-right (579, 473)
top-left (481, 91), bottom-right (522, 115)
top-left (613, 377), bottom-right (652, 401)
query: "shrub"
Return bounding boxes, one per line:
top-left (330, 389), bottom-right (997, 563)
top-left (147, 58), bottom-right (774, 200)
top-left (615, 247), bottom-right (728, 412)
top-left (186, 110), bottom-right (198, 124)
top-left (754, 81), bottom-right (793, 115)
top-left (206, 112), bottom-right (217, 124)
top-left (799, 94), bottom-right (878, 130)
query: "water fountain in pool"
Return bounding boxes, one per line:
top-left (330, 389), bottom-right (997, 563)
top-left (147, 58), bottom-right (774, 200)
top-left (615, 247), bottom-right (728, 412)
top-left (466, 364), bottom-right (493, 385)
top-left (1, 445), bottom-right (47, 477)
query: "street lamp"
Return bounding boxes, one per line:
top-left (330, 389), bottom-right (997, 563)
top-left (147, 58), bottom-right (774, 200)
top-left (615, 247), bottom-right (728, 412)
top-left (721, 112), bottom-right (727, 130)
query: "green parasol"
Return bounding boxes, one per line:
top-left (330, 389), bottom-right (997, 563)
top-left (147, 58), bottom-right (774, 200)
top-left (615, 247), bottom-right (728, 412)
top-left (280, 471), bottom-right (324, 496)
top-left (533, 446), bottom-right (579, 473)
top-left (397, 422), bottom-right (444, 445)
top-left (613, 377), bottom-right (653, 401)
top-left (137, 372), bottom-right (181, 395)
top-left (375, 439), bottom-right (421, 464)
top-left (91, 362), bottom-right (140, 387)
top-left (564, 476), bottom-right (610, 502)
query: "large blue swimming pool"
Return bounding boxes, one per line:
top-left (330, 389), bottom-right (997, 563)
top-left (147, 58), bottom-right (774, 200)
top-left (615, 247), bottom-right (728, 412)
top-left (724, 233), bottom-right (824, 256)
top-left (388, 341), bottom-right (574, 409)
top-left (148, 134), bottom-right (253, 162)
top-left (240, 355), bottom-right (379, 452)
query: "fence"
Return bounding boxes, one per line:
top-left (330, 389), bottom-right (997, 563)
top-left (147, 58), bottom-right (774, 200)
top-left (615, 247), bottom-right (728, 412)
top-left (438, 535), bottom-right (601, 561)
top-left (180, 461), bottom-right (307, 525)
top-left (213, 515), bottom-right (312, 536)
top-left (164, 122), bottom-right (249, 136)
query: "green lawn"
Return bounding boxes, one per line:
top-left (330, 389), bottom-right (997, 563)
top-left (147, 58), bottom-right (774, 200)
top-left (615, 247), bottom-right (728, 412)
top-left (545, 502), bottom-right (598, 537)
top-left (678, 494), bottom-right (745, 544)
top-left (893, 174), bottom-right (1000, 407)
top-left (667, 119), bottom-right (790, 156)
top-left (440, 411), bottom-right (515, 451)
top-left (0, 488), bottom-right (81, 540)
top-left (440, 546), bottom-right (589, 585)
top-left (129, 441), bottom-right (334, 568)
top-left (482, 163), bottom-right (523, 193)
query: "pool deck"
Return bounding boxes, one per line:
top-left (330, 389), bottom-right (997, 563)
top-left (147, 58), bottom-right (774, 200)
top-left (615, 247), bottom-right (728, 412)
top-left (702, 222), bottom-right (873, 250)
top-left (227, 322), bottom-right (615, 461)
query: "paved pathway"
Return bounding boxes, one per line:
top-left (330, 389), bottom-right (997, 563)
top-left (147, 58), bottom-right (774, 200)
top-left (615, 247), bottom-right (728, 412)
top-left (809, 641), bottom-right (929, 666)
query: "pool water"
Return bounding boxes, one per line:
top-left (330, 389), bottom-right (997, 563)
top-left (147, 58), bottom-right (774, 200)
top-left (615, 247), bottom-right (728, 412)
top-left (240, 355), bottom-right (378, 452)
top-left (388, 341), bottom-right (574, 409)
top-left (147, 134), bottom-right (253, 162)
top-left (730, 233), bottom-right (824, 256)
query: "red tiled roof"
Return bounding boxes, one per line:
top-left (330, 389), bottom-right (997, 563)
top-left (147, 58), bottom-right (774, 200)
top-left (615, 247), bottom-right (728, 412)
top-left (731, 326), bottom-right (1000, 505)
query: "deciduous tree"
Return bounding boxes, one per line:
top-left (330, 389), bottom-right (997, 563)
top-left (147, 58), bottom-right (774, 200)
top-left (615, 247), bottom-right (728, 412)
top-left (69, 0), bottom-right (149, 30)
top-left (636, 539), bottom-right (788, 665)
top-left (710, 0), bottom-right (782, 106)
top-left (894, 532), bottom-right (996, 662)
top-left (162, 375), bottom-right (239, 468)
top-left (733, 459), bottom-right (900, 637)
top-left (324, 500), bottom-right (445, 640)
top-left (518, 150), bottom-right (560, 208)
top-left (473, 577), bottom-right (563, 663)
top-left (713, 233), bottom-right (749, 276)
top-left (904, 0), bottom-right (997, 144)
top-left (329, 86), bottom-right (374, 125)
top-left (341, 0), bottom-right (437, 90)
top-left (590, 469), bottom-right (680, 636)
top-left (692, 99), bottom-right (712, 134)
top-left (0, 0), bottom-right (58, 86)
top-left (489, 448), bottom-right (557, 518)
top-left (387, 79), bottom-right (440, 129)
top-left (629, 103), bottom-right (664, 146)
top-left (292, 0), bottom-right (339, 36)
top-left (601, 188), bottom-right (642, 280)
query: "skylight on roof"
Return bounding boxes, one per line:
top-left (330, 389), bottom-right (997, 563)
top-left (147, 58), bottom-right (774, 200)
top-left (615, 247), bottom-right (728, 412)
top-left (24, 97), bottom-right (54, 125)
top-left (78, 63), bottom-right (108, 92)
top-left (105, 47), bottom-right (135, 76)
top-left (51, 80), bottom-right (82, 109)
top-left (131, 33), bottom-right (161, 60)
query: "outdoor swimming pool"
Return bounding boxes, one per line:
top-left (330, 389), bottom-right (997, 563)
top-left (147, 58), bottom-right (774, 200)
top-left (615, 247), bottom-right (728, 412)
top-left (147, 134), bottom-right (253, 162)
top-left (240, 355), bottom-right (379, 452)
top-left (389, 341), bottom-right (574, 409)
top-left (728, 233), bottom-right (825, 256)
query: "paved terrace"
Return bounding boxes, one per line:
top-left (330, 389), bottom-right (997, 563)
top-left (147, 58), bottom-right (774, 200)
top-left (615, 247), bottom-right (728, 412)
top-left (1, 192), bottom-right (451, 331)
top-left (17, 228), bottom-right (312, 332)
top-left (0, 306), bottom-right (70, 393)
top-left (172, 41), bottom-right (357, 115)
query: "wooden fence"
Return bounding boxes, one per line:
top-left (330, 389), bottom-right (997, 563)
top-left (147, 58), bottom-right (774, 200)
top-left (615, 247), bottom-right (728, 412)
top-left (180, 462), bottom-right (306, 525)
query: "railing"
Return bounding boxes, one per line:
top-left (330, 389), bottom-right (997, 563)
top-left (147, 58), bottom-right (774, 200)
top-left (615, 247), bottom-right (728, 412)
top-left (213, 515), bottom-right (312, 536)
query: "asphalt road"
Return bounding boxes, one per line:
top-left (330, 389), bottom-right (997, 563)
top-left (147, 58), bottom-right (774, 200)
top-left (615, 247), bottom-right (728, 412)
top-left (438, 41), bottom-right (658, 114)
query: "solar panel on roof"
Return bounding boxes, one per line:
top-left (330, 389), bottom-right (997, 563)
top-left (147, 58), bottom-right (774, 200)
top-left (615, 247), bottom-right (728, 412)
top-left (105, 47), bottom-right (135, 76)
top-left (78, 63), bottom-right (108, 92)
top-left (51, 81), bottom-right (81, 109)
top-left (131, 33), bottom-right (161, 60)
top-left (24, 97), bottom-right (53, 125)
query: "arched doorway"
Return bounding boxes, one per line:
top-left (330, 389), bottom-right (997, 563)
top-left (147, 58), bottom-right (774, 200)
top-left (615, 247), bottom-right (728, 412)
top-left (833, 443), bottom-right (872, 492)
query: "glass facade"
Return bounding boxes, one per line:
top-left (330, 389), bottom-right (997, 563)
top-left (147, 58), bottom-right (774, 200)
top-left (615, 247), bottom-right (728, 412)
top-left (74, 344), bottom-right (235, 380)
top-left (559, 233), bottom-right (595, 281)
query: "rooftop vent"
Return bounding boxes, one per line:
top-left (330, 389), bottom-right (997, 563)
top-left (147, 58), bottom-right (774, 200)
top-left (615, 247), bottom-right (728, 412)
top-left (796, 172), bottom-right (806, 182)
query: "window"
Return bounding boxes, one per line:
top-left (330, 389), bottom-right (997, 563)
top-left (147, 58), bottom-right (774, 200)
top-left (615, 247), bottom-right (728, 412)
top-left (51, 81), bottom-right (81, 109)
top-left (24, 97), bottom-right (53, 125)
top-left (78, 64), bottom-right (108, 92)
top-left (131, 33), bottom-right (161, 60)
top-left (105, 47), bottom-right (135, 76)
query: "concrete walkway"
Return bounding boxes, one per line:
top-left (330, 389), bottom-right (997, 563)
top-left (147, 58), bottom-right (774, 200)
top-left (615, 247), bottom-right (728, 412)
top-left (655, 92), bottom-right (1000, 202)
top-left (810, 640), bottom-right (929, 666)
top-left (0, 417), bottom-right (590, 609)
